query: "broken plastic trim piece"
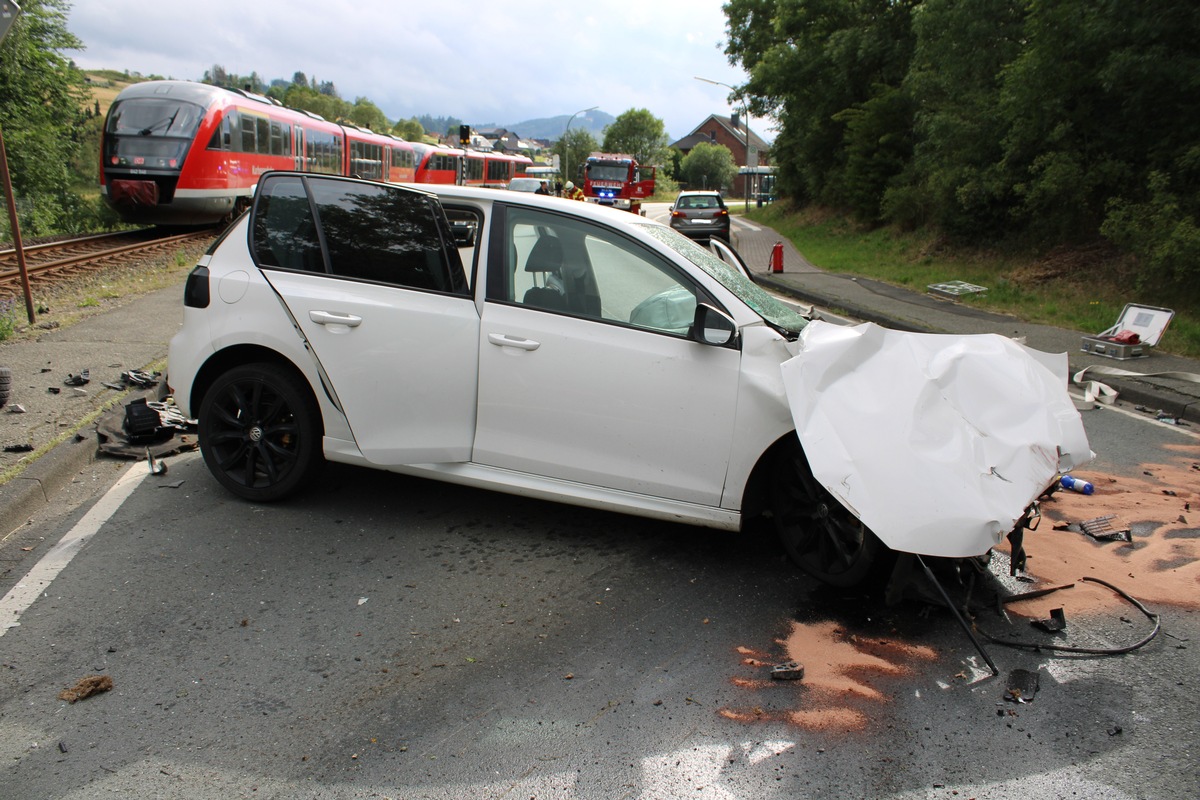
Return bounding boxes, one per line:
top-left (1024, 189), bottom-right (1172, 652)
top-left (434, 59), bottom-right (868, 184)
top-left (1031, 607), bottom-right (1067, 633)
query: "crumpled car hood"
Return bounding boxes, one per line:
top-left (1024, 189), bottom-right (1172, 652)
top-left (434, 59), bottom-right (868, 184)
top-left (781, 321), bottom-right (1094, 558)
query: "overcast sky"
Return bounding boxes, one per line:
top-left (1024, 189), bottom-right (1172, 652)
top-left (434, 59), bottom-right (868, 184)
top-left (65, 1), bottom-right (759, 142)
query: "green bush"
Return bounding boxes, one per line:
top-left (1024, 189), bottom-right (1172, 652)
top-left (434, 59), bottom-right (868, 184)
top-left (1101, 172), bottom-right (1200, 298)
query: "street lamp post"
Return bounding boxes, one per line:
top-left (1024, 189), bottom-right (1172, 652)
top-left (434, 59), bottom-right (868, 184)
top-left (562, 105), bottom-right (597, 193)
top-left (694, 76), bottom-right (750, 211)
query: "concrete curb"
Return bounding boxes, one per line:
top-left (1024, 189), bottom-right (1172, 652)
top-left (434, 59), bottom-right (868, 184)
top-left (0, 433), bottom-right (97, 535)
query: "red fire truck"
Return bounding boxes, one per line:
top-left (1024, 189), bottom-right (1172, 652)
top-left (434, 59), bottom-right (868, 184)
top-left (581, 153), bottom-right (656, 215)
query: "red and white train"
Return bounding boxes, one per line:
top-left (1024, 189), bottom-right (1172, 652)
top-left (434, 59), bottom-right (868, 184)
top-left (100, 80), bottom-right (532, 226)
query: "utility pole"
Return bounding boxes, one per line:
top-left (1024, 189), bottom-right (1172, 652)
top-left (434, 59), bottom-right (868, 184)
top-left (562, 106), bottom-right (597, 192)
top-left (0, 0), bottom-right (34, 325)
top-left (694, 76), bottom-right (751, 211)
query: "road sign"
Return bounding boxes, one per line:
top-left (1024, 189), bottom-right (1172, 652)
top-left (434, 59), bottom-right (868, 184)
top-left (0, 2), bottom-right (20, 45)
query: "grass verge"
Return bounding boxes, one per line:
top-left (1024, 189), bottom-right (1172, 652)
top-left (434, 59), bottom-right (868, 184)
top-left (745, 203), bottom-right (1199, 358)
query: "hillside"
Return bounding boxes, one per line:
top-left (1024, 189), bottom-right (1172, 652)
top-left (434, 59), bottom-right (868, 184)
top-left (83, 71), bottom-right (138, 116)
top-left (500, 111), bottom-right (614, 141)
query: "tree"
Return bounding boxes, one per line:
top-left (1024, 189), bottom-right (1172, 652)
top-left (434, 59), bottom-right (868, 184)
top-left (725, 0), bottom-right (917, 207)
top-left (1000, 0), bottom-right (1200, 245)
top-left (553, 128), bottom-right (599, 184)
top-left (284, 84), bottom-right (349, 123)
top-left (348, 97), bottom-right (388, 132)
top-left (203, 63), bottom-right (228, 87)
top-left (679, 142), bottom-right (737, 192)
top-left (883, 0), bottom-right (1024, 237)
top-left (0, 0), bottom-right (90, 237)
top-left (601, 108), bottom-right (669, 166)
top-left (392, 117), bottom-right (424, 142)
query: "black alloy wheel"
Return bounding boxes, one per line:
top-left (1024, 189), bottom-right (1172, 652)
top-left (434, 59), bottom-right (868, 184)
top-left (198, 362), bottom-right (322, 502)
top-left (770, 441), bottom-right (887, 587)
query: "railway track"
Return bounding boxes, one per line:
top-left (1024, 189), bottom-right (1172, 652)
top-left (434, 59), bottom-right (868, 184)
top-left (0, 228), bottom-right (217, 299)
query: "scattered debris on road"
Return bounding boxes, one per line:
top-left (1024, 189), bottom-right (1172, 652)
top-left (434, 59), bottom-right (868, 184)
top-left (1030, 607), bottom-right (1067, 633)
top-left (63, 369), bottom-right (90, 387)
top-left (58, 674), bottom-right (113, 703)
top-left (1005, 668), bottom-right (1039, 703)
top-left (1079, 514), bottom-right (1132, 542)
top-left (770, 661), bottom-right (804, 681)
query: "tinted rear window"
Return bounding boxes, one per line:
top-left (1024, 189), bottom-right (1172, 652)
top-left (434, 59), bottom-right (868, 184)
top-left (251, 174), bottom-right (467, 294)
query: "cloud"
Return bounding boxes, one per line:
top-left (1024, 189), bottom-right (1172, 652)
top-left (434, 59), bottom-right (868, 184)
top-left (66, 0), bottom-right (753, 139)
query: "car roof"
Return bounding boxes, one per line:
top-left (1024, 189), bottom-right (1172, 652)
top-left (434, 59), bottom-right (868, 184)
top-left (676, 190), bottom-right (722, 197)
top-left (407, 182), bottom-right (672, 232)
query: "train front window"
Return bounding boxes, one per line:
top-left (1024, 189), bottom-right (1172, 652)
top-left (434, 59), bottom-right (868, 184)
top-left (106, 99), bottom-right (203, 139)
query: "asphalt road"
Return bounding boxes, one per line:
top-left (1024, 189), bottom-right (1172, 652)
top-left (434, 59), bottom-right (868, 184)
top-left (0, 387), bottom-right (1197, 799)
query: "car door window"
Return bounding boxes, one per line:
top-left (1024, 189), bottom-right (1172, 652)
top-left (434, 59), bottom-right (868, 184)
top-left (492, 206), bottom-right (704, 335)
top-left (309, 179), bottom-right (465, 293)
top-left (250, 174), bottom-right (468, 295)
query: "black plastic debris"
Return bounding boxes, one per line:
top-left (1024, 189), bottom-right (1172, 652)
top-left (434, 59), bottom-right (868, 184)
top-left (121, 369), bottom-right (160, 388)
top-left (64, 369), bottom-right (90, 387)
top-left (95, 392), bottom-right (198, 461)
top-left (123, 397), bottom-right (163, 440)
top-left (770, 661), bottom-right (805, 681)
top-left (1005, 668), bottom-right (1040, 703)
top-left (1031, 607), bottom-right (1068, 633)
top-left (1080, 514), bottom-right (1131, 542)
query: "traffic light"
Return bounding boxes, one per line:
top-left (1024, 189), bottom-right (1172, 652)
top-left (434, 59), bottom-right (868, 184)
top-left (459, 125), bottom-right (470, 146)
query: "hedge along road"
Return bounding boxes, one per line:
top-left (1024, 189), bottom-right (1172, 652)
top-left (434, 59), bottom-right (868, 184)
top-left (0, 388), bottom-right (1197, 799)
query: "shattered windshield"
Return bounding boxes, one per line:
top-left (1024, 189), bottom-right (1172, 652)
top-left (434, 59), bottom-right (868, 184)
top-left (638, 223), bottom-right (809, 336)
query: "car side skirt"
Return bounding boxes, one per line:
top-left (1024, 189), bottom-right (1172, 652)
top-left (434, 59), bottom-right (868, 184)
top-left (322, 439), bottom-right (741, 532)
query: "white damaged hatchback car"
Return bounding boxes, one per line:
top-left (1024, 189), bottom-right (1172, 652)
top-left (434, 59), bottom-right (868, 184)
top-left (168, 173), bottom-right (1092, 586)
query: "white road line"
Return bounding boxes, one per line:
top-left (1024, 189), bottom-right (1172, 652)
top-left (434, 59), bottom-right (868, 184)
top-left (0, 462), bottom-right (147, 636)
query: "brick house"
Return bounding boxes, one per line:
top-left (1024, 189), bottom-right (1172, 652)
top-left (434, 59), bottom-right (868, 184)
top-left (670, 114), bottom-right (771, 197)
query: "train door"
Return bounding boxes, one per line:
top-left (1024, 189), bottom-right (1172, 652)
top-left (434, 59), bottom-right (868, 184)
top-left (293, 127), bottom-right (305, 171)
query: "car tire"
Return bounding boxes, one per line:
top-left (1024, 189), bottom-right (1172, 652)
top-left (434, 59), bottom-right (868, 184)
top-left (0, 365), bottom-right (11, 408)
top-left (198, 362), bottom-right (322, 502)
top-left (769, 440), bottom-right (890, 587)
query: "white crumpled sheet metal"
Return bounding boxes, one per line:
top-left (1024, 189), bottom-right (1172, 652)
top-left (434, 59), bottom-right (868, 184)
top-left (781, 321), bottom-right (1093, 559)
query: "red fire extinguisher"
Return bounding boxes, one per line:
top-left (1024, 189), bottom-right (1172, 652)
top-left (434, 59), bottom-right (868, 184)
top-left (770, 241), bottom-right (784, 273)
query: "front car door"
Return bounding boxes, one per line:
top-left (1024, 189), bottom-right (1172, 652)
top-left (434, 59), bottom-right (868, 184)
top-left (473, 204), bottom-right (741, 506)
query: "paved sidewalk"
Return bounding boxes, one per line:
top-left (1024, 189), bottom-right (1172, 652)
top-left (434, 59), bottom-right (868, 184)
top-left (0, 284), bottom-right (184, 534)
top-left (2, 215), bottom-right (1196, 535)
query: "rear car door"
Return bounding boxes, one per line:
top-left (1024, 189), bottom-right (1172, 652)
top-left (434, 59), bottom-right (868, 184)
top-left (251, 173), bottom-right (480, 464)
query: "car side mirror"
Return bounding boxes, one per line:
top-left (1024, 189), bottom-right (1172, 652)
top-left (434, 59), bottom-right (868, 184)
top-left (692, 303), bottom-right (737, 347)
top-left (668, 205), bottom-right (674, 212)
